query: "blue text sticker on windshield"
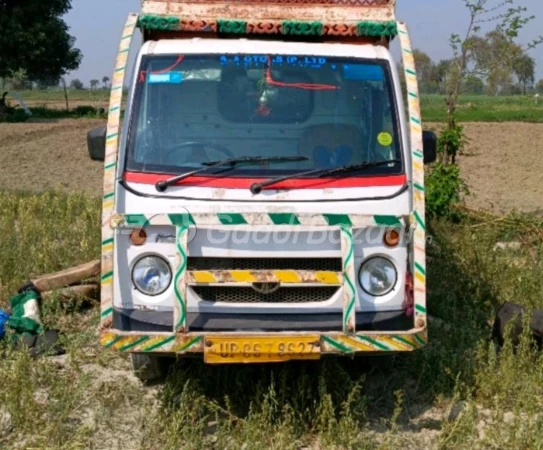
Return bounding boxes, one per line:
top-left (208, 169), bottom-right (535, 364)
top-left (343, 64), bottom-right (384, 81)
top-left (147, 72), bottom-right (183, 84)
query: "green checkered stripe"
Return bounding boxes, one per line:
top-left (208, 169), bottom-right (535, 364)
top-left (100, 13), bottom-right (138, 327)
top-left (174, 226), bottom-right (188, 332)
top-left (340, 226), bottom-right (356, 334)
top-left (101, 332), bottom-right (426, 354)
top-left (118, 213), bottom-right (404, 228)
top-left (398, 21), bottom-right (427, 329)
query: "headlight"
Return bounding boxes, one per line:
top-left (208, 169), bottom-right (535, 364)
top-left (132, 256), bottom-right (172, 296)
top-left (359, 257), bottom-right (397, 297)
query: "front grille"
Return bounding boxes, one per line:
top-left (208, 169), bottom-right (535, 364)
top-left (192, 286), bottom-right (340, 303)
top-left (188, 257), bottom-right (342, 272)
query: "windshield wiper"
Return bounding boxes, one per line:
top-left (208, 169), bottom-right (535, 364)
top-left (249, 160), bottom-right (400, 194)
top-left (155, 156), bottom-right (308, 192)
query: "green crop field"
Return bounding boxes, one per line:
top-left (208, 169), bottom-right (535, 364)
top-left (13, 89), bottom-right (110, 103)
top-left (421, 94), bottom-right (543, 123)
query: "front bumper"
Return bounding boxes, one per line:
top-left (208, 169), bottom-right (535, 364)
top-left (101, 308), bottom-right (427, 360)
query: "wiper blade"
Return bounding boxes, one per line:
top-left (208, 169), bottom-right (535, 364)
top-left (316, 159), bottom-right (400, 178)
top-left (249, 160), bottom-right (400, 195)
top-left (155, 156), bottom-right (308, 192)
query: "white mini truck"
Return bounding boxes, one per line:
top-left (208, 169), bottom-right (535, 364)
top-left (89, 0), bottom-right (436, 379)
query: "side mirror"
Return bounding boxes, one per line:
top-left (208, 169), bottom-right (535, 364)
top-left (87, 126), bottom-right (107, 161)
top-left (422, 130), bottom-right (437, 164)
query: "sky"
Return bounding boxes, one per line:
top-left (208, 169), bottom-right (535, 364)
top-left (64, 0), bottom-right (543, 85)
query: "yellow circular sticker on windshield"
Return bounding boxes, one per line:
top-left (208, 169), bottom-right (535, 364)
top-left (378, 132), bottom-right (393, 147)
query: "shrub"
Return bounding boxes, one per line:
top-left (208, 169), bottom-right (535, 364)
top-left (426, 162), bottom-right (468, 219)
top-left (426, 121), bottom-right (469, 219)
top-left (72, 105), bottom-right (104, 118)
top-left (28, 105), bottom-right (107, 120)
top-left (4, 109), bottom-right (30, 123)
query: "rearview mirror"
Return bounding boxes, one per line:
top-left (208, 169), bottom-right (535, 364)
top-left (422, 130), bottom-right (437, 164)
top-left (87, 126), bottom-right (107, 161)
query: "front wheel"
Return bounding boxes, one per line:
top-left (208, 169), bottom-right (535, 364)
top-left (130, 353), bottom-right (172, 381)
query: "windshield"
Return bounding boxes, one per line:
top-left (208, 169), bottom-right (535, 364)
top-left (126, 54), bottom-right (403, 179)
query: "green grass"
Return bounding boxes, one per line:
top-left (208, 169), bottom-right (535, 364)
top-left (1, 190), bottom-right (543, 449)
top-left (0, 190), bottom-right (101, 301)
top-left (13, 89), bottom-right (111, 104)
top-left (422, 94), bottom-right (543, 122)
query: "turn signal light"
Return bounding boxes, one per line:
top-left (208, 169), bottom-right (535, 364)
top-left (130, 228), bottom-right (147, 246)
top-left (383, 229), bottom-right (400, 248)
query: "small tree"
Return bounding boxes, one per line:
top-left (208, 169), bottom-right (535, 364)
top-left (102, 76), bottom-right (110, 88)
top-left (536, 79), bottom-right (543, 94)
top-left (70, 78), bottom-right (84, 90)
top-left (441, 0), bottom-right (542, 165)
top-left (90, 79), bottom-right (99, 90)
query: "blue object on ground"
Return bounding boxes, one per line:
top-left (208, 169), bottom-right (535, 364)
top-left (0, 309), bottom-right (10, 339)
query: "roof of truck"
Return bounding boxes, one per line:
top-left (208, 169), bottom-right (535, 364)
top-left (138, 0), bottom-right (398, 41)
top-left (141, 38), bottom-right (394, 61)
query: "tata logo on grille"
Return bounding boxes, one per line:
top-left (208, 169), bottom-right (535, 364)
top-left (251, 282), bottom-right (281, 295)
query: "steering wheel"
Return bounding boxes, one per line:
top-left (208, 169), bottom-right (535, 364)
top-left (164, 141), bottom-right (235, 165)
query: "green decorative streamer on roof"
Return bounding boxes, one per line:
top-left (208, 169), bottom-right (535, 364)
top-left (282, 21), bottom-right (323, 36)
top-left (138, 15), bottom-right (180, 31)
top-left (218, 20), bottom-right (247, 34)
top-left (356, 21), bottom-right (397, 37)
top-left (137, 15), bottom-right (397, 39)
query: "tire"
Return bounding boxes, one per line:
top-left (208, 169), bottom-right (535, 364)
top-left (130, 353), bottom-right (170, 381)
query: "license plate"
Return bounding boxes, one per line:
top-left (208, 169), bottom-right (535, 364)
top-left (204, 336), bottom-right (321, 364)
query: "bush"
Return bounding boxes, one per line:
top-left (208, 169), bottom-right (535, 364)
top-left (4, 109), bottom-right (30, 123)
top-left (72, 105), bottom-right (104, 117)
top-left (426, 162), bottom-right (468, 220)
top-left (28, 105), bottom-right (107, 119)
top-left (426, 121), bottom-right (469, 219)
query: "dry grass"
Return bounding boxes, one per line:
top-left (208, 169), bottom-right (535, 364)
top-left (1, 190), bottom-right (543, 449)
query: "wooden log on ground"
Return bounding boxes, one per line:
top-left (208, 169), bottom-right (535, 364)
top-left (32, 260), bottom-right (101, 293)
top-left (41, 284), bottom-right (100, 303)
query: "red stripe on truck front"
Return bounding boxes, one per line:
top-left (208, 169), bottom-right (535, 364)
top-left (123, 171), bottom-right (407, 190)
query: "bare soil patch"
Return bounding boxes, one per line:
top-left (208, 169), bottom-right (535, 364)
top-left (0, 119), bottom-right (105, 195)
top-left (456, 122), bottom-right (543, 214)
top-left (1, 120), bottom-right (542, 213)
top-left (426, 122), bottom-right (543, 214)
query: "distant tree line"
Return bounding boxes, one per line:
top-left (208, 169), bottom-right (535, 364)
top-left (408, 30), bottom-right (542, 96)
top-left (0, 75), bottom-right (112, 91)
